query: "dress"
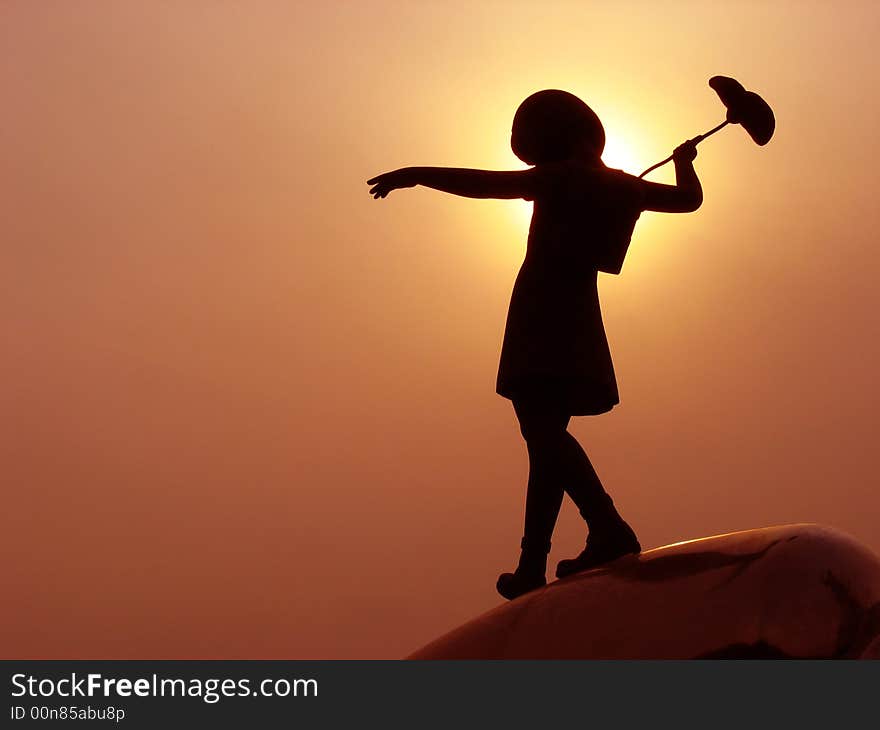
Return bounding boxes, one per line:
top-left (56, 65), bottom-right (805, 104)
top-left (495, 164), bottom-right (646, 415)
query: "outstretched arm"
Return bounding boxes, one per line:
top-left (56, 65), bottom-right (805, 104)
top-left (641, 141), bottom-right (703, 213)
top-left (367, 166), bottom-right (544, 200)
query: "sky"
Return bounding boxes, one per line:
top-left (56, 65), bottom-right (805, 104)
top-left (2, 1), bottom-right (878, 659)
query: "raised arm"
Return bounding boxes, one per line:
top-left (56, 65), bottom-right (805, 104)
top-left (367, 166), bottom-right (545, 200)
top-left (641, 141), bottom-right (703, 213)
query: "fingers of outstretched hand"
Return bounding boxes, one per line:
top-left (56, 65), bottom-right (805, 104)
top-left (367, 168), bottom-right (415, 198)
top-left (367, 172), bottom-right (395, 198)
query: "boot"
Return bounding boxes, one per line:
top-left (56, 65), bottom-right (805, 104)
top-left (496, 537), bottom-right (549, 600)
top-left (556, 499), bottom-right (640, 579)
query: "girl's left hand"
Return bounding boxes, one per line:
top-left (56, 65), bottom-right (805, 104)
top-left (672, 140), bottom-right (698, 164)
top-left (367, 168), bottom-right (417, 198)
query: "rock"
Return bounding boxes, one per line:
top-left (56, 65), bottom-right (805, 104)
top-left (409, 524), bottom-right (880, 659)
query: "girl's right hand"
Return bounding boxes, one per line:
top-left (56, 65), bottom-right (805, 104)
top-left (367, 168), bottom-right (418, 198)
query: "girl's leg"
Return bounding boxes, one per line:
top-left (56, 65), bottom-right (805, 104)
top-left (497, 396), bottom-right (570, 600)
top-left (558, 431), bottom-right (623, 530)
top-left (555, 430), bottom-right (641, 579)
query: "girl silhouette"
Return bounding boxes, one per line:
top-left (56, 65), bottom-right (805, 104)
top-left (367, 90), bottom-right (702, 600)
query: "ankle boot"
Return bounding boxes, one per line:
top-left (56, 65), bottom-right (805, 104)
top-left (496, 537), bottom-right (549, 600)
top-left (556, 501), bottom-right (640, 579)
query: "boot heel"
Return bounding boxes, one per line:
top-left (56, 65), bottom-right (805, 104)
top-left (496, 537), bottom-right (550, 600)
top-left (496, 570), bottom-right (546, 600)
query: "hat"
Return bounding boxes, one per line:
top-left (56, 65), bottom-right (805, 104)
top-left (511, 90), bottom-right (605, 165)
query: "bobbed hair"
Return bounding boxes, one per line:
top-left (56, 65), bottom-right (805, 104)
top-left (511, 90), bottom-right (605, 165)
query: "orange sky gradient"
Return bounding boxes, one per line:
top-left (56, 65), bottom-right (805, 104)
top-left (2, 2), bottom-right (878, 658)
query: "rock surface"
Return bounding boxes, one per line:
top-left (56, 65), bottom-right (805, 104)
top-left (409, 524), bottom-right (880, 659)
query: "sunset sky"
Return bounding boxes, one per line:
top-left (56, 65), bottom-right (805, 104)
top-left (2, 2), bottom-right (878, 659)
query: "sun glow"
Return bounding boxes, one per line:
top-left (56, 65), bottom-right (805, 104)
top-left (602, 135), bottom-right (648, 175)
top-left (512, 198), bottom-right (534, 227)
top-left (602, 133), bottom-right (644, 176)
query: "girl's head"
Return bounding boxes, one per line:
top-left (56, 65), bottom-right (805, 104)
top-left (511, 90), bottom-right (605, 165)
